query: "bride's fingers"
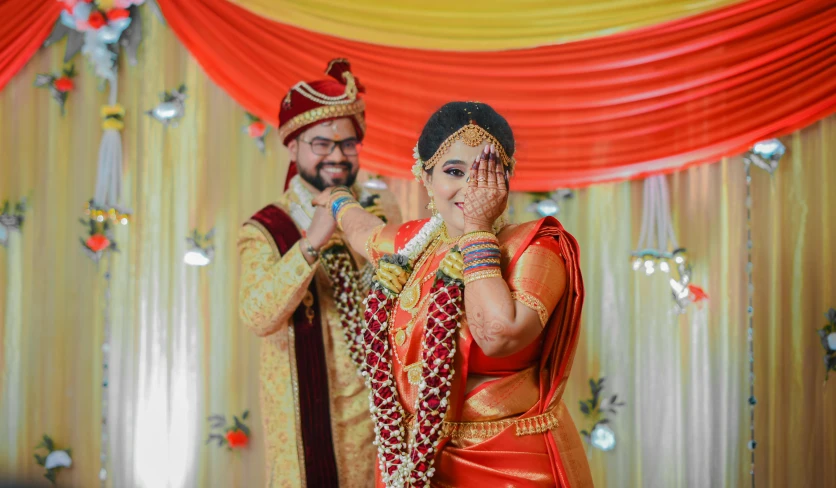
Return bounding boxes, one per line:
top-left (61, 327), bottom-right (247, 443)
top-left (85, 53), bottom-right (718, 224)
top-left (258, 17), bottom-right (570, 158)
top-left (493, 151), bottom-right (507, 190)
top-left (486, 145), bottom-right (499, 188)
top-left (477, 147), bottom-right (490, 187)
top-left (468, 154), bottom-right (480, 187)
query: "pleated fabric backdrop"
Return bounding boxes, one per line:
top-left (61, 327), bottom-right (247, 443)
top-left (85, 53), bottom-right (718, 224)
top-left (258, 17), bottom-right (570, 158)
top-left (1, 11), bottom-right (834, 488)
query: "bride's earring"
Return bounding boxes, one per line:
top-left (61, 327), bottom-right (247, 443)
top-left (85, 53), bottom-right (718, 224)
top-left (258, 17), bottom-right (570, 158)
top-left (426, 191), bottom-right (438, 215)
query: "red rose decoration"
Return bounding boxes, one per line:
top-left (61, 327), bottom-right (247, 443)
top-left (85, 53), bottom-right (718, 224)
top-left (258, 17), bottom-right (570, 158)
top-left (86, 234), bottom-right (110, 252)
top-left (688, 284), bottom-right (709, 303)
top-left (106, 8), bottom-right (130, 21)
top-left (54, 77), bottom-right (74, 93)
top-left (248, 121), bottom-right (267, 138)
top-left (225, 429), bottom-right (249, 448)
top-left (88, 11), bottom-right (106, 29)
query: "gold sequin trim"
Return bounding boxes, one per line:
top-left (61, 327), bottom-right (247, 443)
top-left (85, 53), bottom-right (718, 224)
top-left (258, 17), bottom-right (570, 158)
top-left (433, 406), bottom-right (560, 439)
top-left (278, 99), bottom-right (366, 142)
top-left (463, 268), bottom-right (502, 285)
top-left (511, 290), bottom-right (550, 327)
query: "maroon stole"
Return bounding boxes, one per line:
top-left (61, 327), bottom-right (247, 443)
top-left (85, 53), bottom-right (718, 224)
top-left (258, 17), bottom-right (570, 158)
top-left (249, 204), bottom-right (339, 487)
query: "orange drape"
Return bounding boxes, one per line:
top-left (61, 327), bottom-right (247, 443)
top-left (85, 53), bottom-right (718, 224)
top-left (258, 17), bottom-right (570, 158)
top-left (0, 0), bottom-right (62, 91)
top-left (157, 0), bottom-right (836, 190)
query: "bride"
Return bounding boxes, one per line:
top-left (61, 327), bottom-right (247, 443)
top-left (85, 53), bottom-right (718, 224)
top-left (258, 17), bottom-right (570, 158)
top-left (316, 101), bottom-right (593, 487)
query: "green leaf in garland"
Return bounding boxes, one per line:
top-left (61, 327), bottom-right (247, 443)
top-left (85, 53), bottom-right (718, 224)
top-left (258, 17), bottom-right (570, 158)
top-left (242, 410), bottom-right (249, 420)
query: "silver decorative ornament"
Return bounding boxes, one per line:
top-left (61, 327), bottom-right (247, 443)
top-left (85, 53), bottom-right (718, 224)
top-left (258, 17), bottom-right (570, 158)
top-left (147, 85), bottom-right (187, 127)
top-left (184, 228), bottom-right (215, 266)
top-left (589, 424), bottom-right (616, 451)
top-left (44, 450), bottom-right (73, 470)
top-left (744, 138), bottom-right (786, 175)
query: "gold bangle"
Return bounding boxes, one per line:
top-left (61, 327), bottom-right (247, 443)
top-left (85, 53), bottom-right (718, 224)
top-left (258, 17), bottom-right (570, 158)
top-left (464, 258), bottom-right (501, 267)
top-left (460, 232), bottom-right (499, 248)
top-left (463, 268), bottom-right (502, 285)
top-left (329, 187), bottom-right (354, 207)
top-left (461, 243), bottom-right (501, 253)
top-left (461, 230), bottom-right (497, 240)
top-left (336, 201), bottom-right (362, 229)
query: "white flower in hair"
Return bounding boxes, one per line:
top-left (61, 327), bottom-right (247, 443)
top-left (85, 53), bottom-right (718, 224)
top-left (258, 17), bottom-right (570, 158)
top-left (412, 143), bottom-right (424, 182)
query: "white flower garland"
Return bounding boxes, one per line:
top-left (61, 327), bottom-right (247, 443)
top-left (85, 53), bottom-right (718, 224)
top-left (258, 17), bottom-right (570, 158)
top-left (399, 214), bottom-right (444, 262)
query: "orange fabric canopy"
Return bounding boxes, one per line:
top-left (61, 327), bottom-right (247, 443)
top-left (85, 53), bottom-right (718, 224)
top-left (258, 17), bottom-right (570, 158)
top-left (157, 0), bottom-right (836, 190)
top-left (0, 0), bottom-right (62, 92)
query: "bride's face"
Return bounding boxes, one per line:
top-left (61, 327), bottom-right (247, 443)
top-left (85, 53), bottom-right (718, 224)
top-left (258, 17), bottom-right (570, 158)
top-left (422, 139), bottom-right (490, 237)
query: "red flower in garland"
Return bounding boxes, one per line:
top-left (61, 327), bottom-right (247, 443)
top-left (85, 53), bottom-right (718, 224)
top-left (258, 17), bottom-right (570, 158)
top-left (225, 429), bottom-right (249, 448)
top-left (86, 234), bottom-right (110, 253)
top-left (88, 11), bottom-right (106, 29)
top-left (106, 8), bottom-right (130, 21)
top-left (54, 77), bottom-right (74, 93)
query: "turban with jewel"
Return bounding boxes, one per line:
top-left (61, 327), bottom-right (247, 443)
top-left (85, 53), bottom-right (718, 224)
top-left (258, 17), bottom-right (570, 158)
top-left (278, 58), bottom-right (366, 146)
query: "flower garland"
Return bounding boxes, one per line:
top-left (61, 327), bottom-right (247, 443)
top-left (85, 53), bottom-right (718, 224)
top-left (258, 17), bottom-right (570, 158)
top-left (290, 177), bottom-right (377, 374)
top-left (321, 246), bottom-right (369, 373)
top-left (361, 214), bottom-right (464, 487)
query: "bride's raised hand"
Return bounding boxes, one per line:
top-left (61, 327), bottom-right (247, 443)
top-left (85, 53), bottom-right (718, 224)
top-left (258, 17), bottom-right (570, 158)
top-left (463, 144), bottom-right (508, 232)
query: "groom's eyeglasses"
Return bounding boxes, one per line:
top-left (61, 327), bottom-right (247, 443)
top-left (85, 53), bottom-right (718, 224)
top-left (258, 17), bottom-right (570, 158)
top-left (299, 137), bottom-right (361, 156)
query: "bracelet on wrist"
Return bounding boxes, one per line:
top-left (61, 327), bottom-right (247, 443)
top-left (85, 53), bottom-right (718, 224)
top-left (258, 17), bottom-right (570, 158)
top-left (302, 237), bottom-right (320, 260)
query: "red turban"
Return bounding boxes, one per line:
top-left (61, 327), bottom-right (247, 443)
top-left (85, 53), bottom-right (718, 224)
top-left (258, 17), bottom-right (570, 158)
top-left (278, 58), bottom-right (366, 147)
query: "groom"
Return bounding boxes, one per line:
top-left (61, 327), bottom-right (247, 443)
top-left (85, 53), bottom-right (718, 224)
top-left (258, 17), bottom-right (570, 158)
top-left (238, 59), bottom-right (399, 487)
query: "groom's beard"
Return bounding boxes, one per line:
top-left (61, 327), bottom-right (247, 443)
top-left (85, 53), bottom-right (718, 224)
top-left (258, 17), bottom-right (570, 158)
top-left (298, 160), bottom-right (359, 192)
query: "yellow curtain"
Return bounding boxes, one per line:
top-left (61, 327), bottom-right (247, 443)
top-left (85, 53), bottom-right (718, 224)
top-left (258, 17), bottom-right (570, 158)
top-left (1, 11), bottom-right (835, 488)
top-left (230, 0), bottom-right (739, 51)
top-left (0, 15), bottom-right (283, 487)
top-left (504, 120), bottom-right (836, 487)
